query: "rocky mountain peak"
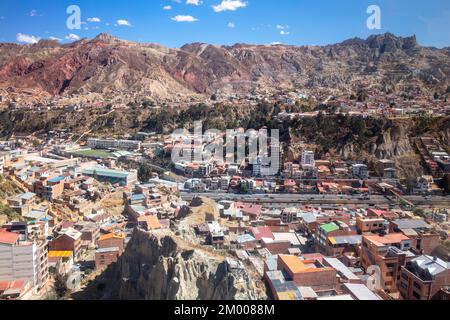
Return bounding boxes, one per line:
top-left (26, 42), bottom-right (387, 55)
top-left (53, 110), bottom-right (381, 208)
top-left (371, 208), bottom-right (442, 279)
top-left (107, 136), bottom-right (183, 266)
top-left (93, 33), bottom-right (121, 43)
top-left (365, 32), bottom-right (417, 52)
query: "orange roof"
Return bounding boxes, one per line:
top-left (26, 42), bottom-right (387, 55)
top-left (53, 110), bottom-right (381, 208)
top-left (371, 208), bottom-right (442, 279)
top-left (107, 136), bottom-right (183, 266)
top-left (99, 233), bottom-right (126, 242)
top-left (138, 215), bottom-right (161, 230)
top-left (364, 233), bottom-right (409, 246)
top-left (0, 230), bottom-right (20, 245)
top-left (279, 255), bottom-right (310, 274)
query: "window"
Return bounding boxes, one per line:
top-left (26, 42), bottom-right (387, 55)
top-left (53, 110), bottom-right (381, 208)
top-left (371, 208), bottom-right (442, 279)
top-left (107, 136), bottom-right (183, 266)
top-left (413, 282), bottom-right (421, 290)
top-left (412, 291), bottom-right (421, 299)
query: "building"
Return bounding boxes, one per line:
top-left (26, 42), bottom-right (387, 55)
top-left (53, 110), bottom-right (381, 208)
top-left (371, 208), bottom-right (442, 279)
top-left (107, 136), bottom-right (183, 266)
top-left (0, 230), bottom-right (48, 292)
top-left (206, 221), bottom-right (225, 246)
top-left (97, 233), bottom-right (125, 255)
top-left (95, 247), bottom-right (121, 271)
top-left (87, 138), bottom-right (141, 151)
top-left (360, 233), bottom-right (415, 293)
top-left (95, 233), bottom-right (126, 270)
top-left (356, 217), bottom-right (389, 234)
top-left (315, 221), bottom-right (357, 255)
top-left (352, 164), bottom-right (369, 180)
top-left (276, 254), bottom-right (337, 292)
top-left (390, 219), bottom-right (440, 255)
top-left (342, 283), bottom-right (382, 300)
top-left (399, 255), bottom-right (450, 300)
top-left (48, 228), bottom-right (82, 261)
top-left (376, 159), bottom-right (396, 178)
top-left (82, 167), bottom-right (137, 187)
top-left (137, 215), bottom-right (161, 231)
top-left (301, 150), bottom-right (315, 167)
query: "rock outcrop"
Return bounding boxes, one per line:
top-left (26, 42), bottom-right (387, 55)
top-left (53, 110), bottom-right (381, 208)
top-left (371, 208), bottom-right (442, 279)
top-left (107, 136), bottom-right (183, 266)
top-left (74, 228), bottom-right (266, 300)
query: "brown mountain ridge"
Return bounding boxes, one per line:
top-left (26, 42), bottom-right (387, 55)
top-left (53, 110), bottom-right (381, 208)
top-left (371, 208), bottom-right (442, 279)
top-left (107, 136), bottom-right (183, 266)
top-left (0, 32), bottom-right (449, 103)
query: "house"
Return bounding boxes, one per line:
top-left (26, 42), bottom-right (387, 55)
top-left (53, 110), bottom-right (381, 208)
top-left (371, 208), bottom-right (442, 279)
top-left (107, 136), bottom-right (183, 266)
top-left (95, 247), bottom-right (121, 271)
top-left (366, 208), bottom-right (398, 220)
top-left (276, 254), bottom-right (337, 292)
top-left (137, 215), bottom-right (161, 231)
top-left (390, 219), bottom-right (440, 255)
top-left (250, 226), bottom-right (275, 243)
top-left (398, 255), bottom-right (450, 300)
top-left (360, 233), bottom-right (415, 293)
top-left (240, 203), bottom-right (263, 220)
top-left (74, 221), bottom-right (100, 249)
top-left (48, 227), bottom-right (82, 261)
top-left (352, 164), bottom-right (369, 179)
top-left (97, 233), bottom-right (125, 255)
top-left (206, 221), bottom-right (225, 246)
top-left (315, 221), bottom-right (357, 254)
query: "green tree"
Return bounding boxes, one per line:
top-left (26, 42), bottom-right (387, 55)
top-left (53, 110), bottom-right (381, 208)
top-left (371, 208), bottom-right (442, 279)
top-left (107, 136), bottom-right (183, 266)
top-left (138, 163), bottom-right (152, 183)
top-left (54, 273), bottom-right (69, 298)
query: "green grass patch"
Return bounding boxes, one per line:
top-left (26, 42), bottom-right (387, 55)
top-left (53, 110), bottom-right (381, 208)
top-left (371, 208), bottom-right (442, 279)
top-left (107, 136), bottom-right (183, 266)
top-left (70, 149), bottom-right (115, 159)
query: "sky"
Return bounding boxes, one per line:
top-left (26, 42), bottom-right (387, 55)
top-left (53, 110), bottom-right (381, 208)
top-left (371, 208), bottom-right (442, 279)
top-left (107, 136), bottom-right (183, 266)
top-left (0, 0), bottom-right (449, 48)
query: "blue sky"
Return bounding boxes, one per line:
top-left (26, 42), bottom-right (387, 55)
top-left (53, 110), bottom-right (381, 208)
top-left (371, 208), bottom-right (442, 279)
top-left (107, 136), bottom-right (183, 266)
top-left (0, 0), bottom-right (449, 48)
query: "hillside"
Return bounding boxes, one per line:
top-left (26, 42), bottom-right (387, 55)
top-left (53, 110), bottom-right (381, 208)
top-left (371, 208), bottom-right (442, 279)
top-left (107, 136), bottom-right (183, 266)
top-left (0, 33), bottom-right (448, 104)
top-left (0, 174), bottom-right (24, 224)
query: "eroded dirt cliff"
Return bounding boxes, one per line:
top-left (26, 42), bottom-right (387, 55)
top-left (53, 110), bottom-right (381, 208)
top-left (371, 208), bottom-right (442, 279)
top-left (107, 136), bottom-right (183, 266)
top-left (73, 228), bottom-right (266, 300)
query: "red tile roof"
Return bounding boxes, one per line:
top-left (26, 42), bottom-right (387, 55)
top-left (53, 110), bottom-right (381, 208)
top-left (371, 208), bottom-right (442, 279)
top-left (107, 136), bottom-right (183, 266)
top-left (241, 204), bottom-right (263, 217)
top-left (250, 226), bottom-right (274, 241)
top-left (0, 280), bottom-right (27, 292)
top-left (0, 231), bottom-right (20, 245)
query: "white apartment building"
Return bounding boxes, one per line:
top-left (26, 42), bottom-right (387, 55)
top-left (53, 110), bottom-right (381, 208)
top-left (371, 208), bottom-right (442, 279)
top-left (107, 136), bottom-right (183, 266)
top-left (87, 138), bottom-right (141, 151)
top-left (0, 231), bottom-right (48, 293)
top-left (301, 150), bottom-right (315, 166)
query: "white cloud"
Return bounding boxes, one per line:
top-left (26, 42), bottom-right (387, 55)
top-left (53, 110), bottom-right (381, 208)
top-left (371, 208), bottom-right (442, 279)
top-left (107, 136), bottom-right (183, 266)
top-left (16, 33), bottom-right (40, 44)
top-left (163, 5), bottom-right (173, 10)
top-left (29, 10), bottom-right (39, 17)
top-left (65, 33), bottom-right (81, 41)
top-left (276, 25), bottom-right (288, 30)
top-left (49, 36), bottom-right (62, 42)
top-left (213, 0), bottom-right (247, 13)
top-left (116, 19), bottom-right (132, 27)
top-left (87, 17), bottom-right (101, 23)
top-left (269, 42), bottom-right (283, 46)
top-left (227, 22), bottom-right (235, 28)
top-left (171, 15), bottom-right (198, 22)
top-left (186, 0), bottom-right (202, 5)
top-left (280, 30), bottom-right (290, 35)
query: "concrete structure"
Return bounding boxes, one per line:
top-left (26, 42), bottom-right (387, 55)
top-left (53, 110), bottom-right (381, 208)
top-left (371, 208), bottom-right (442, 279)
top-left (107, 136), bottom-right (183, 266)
top-left (301, 150), bottom-right (315, 167)
top-left (82, 167), bottom-right (137, 187)
top-left (399, 255), bottom-right (450, 300)
top-left (360, 233), bottom-right (415, 293)
top-left (0, 230), bottom-right (48, 292)
top-left (87, 138), bottom-right (141, 151)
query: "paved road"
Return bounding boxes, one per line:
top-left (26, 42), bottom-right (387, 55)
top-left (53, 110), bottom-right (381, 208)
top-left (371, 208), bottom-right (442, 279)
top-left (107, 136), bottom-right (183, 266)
top-left (180, 192), bottom-right (450, 208)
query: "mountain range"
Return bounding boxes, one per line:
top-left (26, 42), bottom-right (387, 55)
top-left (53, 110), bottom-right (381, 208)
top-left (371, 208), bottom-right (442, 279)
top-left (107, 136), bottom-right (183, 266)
top-left (0, 32), bottom-right (449, 103)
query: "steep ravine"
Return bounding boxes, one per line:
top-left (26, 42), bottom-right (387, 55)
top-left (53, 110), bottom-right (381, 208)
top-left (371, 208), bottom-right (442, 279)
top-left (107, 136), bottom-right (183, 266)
top-left (73, 228), bottom-right (266, 300)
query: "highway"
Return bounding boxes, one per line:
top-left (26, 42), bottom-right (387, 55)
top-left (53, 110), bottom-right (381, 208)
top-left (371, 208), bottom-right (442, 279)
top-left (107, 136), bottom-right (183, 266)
top-left (180, 192), bottom-right (450, 209)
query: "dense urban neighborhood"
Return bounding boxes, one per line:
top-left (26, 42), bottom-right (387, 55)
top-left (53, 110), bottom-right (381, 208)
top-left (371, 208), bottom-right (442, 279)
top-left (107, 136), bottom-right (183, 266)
top-left (0, 112), bottom-right (449, 300)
